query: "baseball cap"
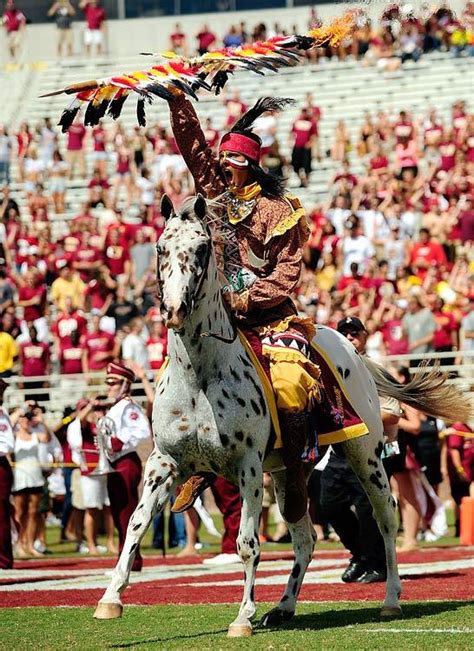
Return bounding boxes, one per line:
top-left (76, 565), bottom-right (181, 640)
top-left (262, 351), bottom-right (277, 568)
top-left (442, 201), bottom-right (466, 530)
top-left (337, 316), bottom-right (367, 335)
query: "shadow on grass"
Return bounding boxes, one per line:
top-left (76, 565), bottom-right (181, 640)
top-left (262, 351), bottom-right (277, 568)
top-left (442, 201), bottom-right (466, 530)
top-left (107, 627), bottom-right (229, 648)
top-left (106, 601), bottom-right (470, 647)
top-left (254, 600), bottom-right (470, 635)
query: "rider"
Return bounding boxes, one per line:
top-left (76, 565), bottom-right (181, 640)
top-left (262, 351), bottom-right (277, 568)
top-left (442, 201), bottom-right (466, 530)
top-left (166, 93), bottom-right (321, 523)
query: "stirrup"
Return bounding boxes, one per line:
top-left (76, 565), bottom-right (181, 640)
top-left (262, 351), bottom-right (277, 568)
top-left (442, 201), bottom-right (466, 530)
top-left (171, 473), bottom-right (215, 513)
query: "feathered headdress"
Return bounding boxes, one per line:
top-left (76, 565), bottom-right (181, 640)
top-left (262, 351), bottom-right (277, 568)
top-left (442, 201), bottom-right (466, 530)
top-left (41, 12), bottom-right (356, 131)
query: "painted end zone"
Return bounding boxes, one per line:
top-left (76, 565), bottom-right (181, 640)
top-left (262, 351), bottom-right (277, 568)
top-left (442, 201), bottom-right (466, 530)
top-left (0, 547), bottom-right (473, 608)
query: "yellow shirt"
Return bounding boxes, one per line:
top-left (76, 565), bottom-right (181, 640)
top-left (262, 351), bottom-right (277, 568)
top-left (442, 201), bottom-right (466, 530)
top-left (51, 275), bottom-right (85, 311)
top-left (0, 332), bottom-right (17, 373)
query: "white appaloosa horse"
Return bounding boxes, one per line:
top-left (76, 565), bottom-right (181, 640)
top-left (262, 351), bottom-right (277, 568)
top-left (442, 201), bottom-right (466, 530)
top-left (94, 195), bottom-right (471, 636)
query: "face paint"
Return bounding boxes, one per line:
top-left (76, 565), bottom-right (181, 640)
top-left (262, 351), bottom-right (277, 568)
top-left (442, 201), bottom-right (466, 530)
top-left (219, 151), bottom-right (249, 169)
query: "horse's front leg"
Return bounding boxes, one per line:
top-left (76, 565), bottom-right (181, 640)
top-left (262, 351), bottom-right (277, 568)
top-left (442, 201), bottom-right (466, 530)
top-left (227, 454), bottom-right (263, 638)
top-left (261, 469), bottom-right (316, 627)
top-left (94, 448), bottom-right (178, 619)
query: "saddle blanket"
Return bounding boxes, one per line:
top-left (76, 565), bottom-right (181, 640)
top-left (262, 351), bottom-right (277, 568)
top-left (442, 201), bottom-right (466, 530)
top-left (238, 330), bottom-right (369, 450)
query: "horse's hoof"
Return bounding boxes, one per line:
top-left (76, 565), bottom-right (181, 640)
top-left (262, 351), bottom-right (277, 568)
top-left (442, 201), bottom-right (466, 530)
top-left (227, 623), bottom-right (253, 637)
top-left (93, 602), bottom-right (123, 619)
top-left (380, 605), bottom-right (402, 618)
top-left (260, 607), bottom-right (295, 628)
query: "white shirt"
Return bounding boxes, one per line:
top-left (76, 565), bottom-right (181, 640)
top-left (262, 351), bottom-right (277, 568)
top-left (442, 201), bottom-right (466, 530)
top-left (326, 208), bottom-right (351, 236)
top-left (105, 398), bottom-right (150, 461)
top-left (0, 406), bottom-right (14, 457)
top-left (122, 332), bottom-right (149, 369)
top-left (342, 235), bottom-right (375, 275)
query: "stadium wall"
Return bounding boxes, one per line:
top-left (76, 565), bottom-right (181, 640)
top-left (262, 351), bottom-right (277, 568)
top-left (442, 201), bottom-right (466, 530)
top-left (3, 0), bottom-right (466, 62)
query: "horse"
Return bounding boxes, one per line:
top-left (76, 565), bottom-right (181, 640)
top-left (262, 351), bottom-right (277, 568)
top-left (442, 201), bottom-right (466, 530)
top-left (93, 194), bottom-right (471, 637)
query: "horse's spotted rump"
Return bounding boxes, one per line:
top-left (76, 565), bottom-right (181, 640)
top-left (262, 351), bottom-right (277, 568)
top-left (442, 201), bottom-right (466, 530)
top-left (367, 458), bottom-right (377, 468)
top-left (250, 399), bottom-right (261, 415)
top-left (235, 431), bottom-right (244, 441)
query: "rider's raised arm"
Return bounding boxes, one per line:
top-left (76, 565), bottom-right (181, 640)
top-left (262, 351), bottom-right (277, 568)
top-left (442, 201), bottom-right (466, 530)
top-left (168, 95), bottom-right (226, 199)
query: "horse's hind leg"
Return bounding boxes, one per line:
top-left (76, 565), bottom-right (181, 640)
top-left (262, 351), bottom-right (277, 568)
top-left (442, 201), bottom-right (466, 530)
top-left (261, 469), bottom-right (316, 627)
top-left (342, 437), bottom-right (402, 617)
top-left (94, 448), bottom-right (177, 619)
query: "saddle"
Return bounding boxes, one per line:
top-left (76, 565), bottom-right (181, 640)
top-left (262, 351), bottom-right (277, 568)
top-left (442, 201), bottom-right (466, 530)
top-left (239, 330), bottom-right (369, 456)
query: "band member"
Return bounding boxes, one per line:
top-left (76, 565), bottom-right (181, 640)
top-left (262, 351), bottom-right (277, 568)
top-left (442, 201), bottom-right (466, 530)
top-left (0, 379), bottom-right (14, 568)
top-left (104, 362), bottom-right (151, 571)
top-left (67, 396), bottom-right (115, 554)
top-left (167, 93), bottom-right (319, 522)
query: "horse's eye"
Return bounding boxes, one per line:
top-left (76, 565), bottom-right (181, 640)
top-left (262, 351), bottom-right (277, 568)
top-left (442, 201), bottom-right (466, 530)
top-left (195, 243), bottom-right (208, 268)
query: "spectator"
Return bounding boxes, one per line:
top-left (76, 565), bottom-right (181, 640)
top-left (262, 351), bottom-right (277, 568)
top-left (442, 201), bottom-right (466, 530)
top-left (0, 379), bottom-right (13, 569)
top-left (223, 24), bottom-right (243, 48)
top-left (51, 259), bottom-right (85, 311)
top-left (442, 422), bottom-right (473, 536)
top-left (47, 150), bottom-right (68, 214)
top-left (12, 405), bottom-right (50, 558)
top-left (146, 317), bottom-right (168, 373)
top-left (2, 0), bottom-right (26, 61)
top-left (81, 310), bottom-right (116, 378)
top-left (401, 294), bottom-right (436, 362)
top-left (19, 325), bottom-right (50, 402)
top-left (15, 268), bottom-right (48, 342)
top-left (196, 24), bottom-right (216, 55)
top-left (121, 317), bottom-right (149, 370)
top-left (0, 126), bottom-right (12, 185)
top-left (169, 22), bottom-right (187, 56)
top-left (48, 0), bottom-right (75, 57)
top-left (106, 283), bottom-right (139, 331)
top-left (66, 119), bottom-right (87, 179)
top-left (290, 106), bottom-right (316, 188)
top-left (0, 318), bottom-right (17, 378)
top-left (80, 0), bottom-right (106, 56)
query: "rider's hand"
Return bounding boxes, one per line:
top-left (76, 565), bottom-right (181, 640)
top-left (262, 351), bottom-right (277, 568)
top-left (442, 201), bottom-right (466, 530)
top-left (223, 290), bottom-right (249, 313)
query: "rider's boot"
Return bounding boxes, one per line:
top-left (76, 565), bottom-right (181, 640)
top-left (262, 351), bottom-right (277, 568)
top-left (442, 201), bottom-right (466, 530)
top-left (279, 412), bottom-right (309, 523)
top-left (171, 472), bottom-right (216, 513)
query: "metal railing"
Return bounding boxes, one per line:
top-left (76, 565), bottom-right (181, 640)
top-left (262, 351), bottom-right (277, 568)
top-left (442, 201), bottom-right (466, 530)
top-left (4, 349), bottom-right (473, 416)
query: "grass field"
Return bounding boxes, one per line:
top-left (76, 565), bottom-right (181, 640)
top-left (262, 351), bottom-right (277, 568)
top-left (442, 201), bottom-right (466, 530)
top-left (1, 602), bottom-right (473, 650)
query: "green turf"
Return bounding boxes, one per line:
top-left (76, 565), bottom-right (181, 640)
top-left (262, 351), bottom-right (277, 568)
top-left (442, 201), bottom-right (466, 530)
top-left (1, 602), bottom-right (473, 650)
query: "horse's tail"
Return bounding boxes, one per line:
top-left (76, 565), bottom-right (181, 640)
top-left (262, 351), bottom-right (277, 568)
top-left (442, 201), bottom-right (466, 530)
top-left (362, 357), bottom-right (473, 423)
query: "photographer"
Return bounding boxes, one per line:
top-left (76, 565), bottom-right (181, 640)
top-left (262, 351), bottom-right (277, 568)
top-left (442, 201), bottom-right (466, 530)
top-left (11, 404), bottom-right (50, 558)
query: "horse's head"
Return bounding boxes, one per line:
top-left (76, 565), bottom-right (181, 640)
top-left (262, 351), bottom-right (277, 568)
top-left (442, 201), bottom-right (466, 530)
top-left (157, 194), bottom-right (212, 331)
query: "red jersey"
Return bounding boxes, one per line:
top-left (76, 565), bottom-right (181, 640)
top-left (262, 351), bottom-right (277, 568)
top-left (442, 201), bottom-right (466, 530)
top-left (92, 126), bottom-right (107, 152)
top-left (146, 335), bottom-right (168, 370)
top-left (18, 284), bottom-right (47, 322)
top-left (225, 99), bottom-right (248, 127)
top-left (79, 422), bottom-right (99, 476)
top-left (20, 342), bottom-right (49, 377)
top-left (3, 9), bottom-right (25, 32)
top-left (83, 3), bottom-right (105, 30)
top-left (438, 141), bottom-right (456, 172)
top-left (382, 319), bottom-right (409, 356)
top-left (197, 30), bottom-right (216, 51)
top-left (170, 31), bottom-right (185, 48)
top-left (410, 241), bottom-right (447, 269)
top-left (291, 117), bottom-right (316, 148)
top-left (104, 244), bottom-right (129, 276)
top-left (393, 119), bottom-right (414, 142)
top-left (59, 343), bottom-right (83, 374)
top-left (84, 278), bottom-right (110, 311)
top-left (82, 330), bottom-right (115, 371)
top-left (73, 246), bottom-right (103, 281)
top-left (105, 221), bottom-right (136, 247)
top-left (433, 310), bottom-right (457, 349)
top-left (67, 124), bottom-right (86, 151)
top-left (52, 312), bottom-right (87, 347)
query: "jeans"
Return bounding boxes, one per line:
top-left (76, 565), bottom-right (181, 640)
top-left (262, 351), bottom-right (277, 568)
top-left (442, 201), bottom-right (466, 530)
top-left (152, 495), bottom-right (186, 549)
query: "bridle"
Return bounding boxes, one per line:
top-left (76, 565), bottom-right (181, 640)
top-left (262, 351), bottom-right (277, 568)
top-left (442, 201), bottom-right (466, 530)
top-left (156, 220), bottom-right (237, 344)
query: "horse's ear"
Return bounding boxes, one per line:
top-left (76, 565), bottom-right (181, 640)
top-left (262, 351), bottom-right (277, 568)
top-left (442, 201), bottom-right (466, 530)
top-left (194, 194), bottom-right (207, 221)
top-left (161, 194), bottom-right (174, 221)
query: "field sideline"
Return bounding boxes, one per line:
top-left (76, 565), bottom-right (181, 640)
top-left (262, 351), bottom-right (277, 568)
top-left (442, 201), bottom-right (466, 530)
top-left (1, 602), bottom-right (474, 650)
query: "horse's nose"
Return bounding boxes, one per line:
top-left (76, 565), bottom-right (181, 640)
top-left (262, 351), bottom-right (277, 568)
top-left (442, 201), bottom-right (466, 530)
top-left (163, 301), bottom-right (188, 330)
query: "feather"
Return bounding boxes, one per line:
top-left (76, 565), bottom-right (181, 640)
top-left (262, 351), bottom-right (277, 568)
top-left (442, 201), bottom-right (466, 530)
top-left (136, 98), bottom-right (146, 127)
top-left (58, 101), bottom-right (81, 133)
top-left (231, 97), bottom-right (295, 134)
top-left (107, 91), bottom-right (128, 120)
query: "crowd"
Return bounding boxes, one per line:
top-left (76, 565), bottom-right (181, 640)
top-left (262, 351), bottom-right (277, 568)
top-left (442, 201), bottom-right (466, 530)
top-left (0, 3), bottom-right (473, 570)
top-left (3, 1), bottom-right (474, 62)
